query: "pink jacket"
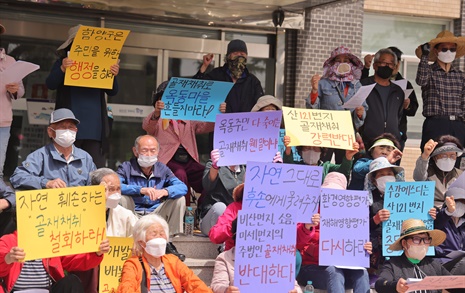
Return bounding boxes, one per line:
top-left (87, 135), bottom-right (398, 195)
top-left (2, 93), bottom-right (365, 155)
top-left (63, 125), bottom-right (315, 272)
top-left (0, 49), bottom-right (25, 127)
top-left (209, 201), bottom-right (242, 251)
top-left (142, 111), bottom-right (214, 164)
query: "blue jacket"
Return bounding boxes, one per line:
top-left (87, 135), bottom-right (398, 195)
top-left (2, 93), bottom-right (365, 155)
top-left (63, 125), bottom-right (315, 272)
top-left (434, 208), bottom-right (465, 264)
top-left (0, 181), bottom-right (15, 210)
top-left (116, 158), bottom-right (187, 212)
top-left (348, 157), bottom-right (372, 190)
top-left (10, 143), bottom-right (96, 190)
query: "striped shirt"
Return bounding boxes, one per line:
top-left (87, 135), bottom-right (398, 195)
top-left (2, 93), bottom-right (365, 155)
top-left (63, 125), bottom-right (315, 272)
top-left (149, 263), bottom-right (176, 293)
top-left (416, 54), bottom-right (465, 118)
top-left (12, 259), bottom-right (50, 291)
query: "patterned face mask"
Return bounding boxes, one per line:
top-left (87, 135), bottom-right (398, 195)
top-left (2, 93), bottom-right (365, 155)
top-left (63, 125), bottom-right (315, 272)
top-left (323, 61), bottom-right (361, 82)
top-left (227, 55), bottom-right (247, 79)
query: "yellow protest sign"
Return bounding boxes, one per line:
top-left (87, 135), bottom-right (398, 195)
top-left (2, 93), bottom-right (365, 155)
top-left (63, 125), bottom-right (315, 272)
top-left (16, 185), bottom-right (106, 261)
top-left (64, 25), bottom-right (130, 89)
top-left (282, 106), bottom-right (354, 150)
top-left (99, 237), bottom-right (134, 293)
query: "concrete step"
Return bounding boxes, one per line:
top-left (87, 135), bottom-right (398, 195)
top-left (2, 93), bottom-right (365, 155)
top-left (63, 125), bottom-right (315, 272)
top-left (184, 258), bottom-right (215, 286)
top-left (172, 234), bottom-right (220, 260)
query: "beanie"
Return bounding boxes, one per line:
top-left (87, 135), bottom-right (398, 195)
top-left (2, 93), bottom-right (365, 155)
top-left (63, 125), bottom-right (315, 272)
top-left (227, 39), bottom-right (248, 55)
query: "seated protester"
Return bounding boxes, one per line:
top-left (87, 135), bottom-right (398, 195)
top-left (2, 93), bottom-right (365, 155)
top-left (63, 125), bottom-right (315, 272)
top-left (413, 135), bottom-right (464, 208)
top-left (0, 181), bottom-right (15, 237)
top-left (434, 183), bottom-right (465, 275)
top-left (90, 168), bottom-right (138, 237)
top-left (117, 214), bottom-right (211, 293)
top-left (199, 149), bottom-right (281, 236)
top-left (0, 231), bottom-right (109, 293)
top-left (283, 135), bottom-right (359, 181)
top-left (212, 218), bottom-right (302, 293)
top-left (296, 172), bottom-right (372, 293)
top-left (375, 218), bottom-right (464, 293)
top-left (9, 108), bottom-right (96, 190)
top-left (348, 133), bottom-right (403, 190)
top-left (142, 80), bottom-right (226, 205)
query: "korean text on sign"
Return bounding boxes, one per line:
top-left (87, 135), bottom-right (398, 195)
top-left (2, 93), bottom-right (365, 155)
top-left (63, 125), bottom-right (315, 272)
top-left (99, 237), bottom-right (134, 293)
top-left (161, 78), bottom-right (233, 122)
top-left (282, 106), bottom-right (354, 150)
top-left (213, 111), bottom-right (282, 166)
top-left (235, 209), bottom-right (297, 293)
top-left (65, 25), bottom-right (130, 89)
top-left (16, 185), bottom-right (106, 261)
top-left (382, 181), bottom-right (435, 257)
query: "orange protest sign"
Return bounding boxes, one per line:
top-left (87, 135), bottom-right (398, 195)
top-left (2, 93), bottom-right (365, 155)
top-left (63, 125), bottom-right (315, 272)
top-left (64, 25), bottom-right (129, 89)
top-left (16, 185), bottom-right (106, 261)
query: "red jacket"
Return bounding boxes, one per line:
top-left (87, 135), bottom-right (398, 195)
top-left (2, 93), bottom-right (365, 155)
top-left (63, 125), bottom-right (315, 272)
top-left (209, 201), bottom-right (242, 251)
top-left (0, 231), bottom-right (104, 292)
top-left (296, 223), bottom-right (320, 266)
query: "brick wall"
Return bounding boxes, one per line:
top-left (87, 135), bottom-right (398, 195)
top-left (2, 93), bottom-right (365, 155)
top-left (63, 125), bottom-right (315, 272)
top-left (364, 0), bottom-right (460, 19)
top-left (294, 0), bottom-right (364, 108)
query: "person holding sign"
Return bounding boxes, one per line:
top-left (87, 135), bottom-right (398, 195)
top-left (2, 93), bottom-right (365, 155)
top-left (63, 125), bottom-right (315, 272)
top-left (282, 135), bottom-right (359, 181)
top-left (0, 231), bottom-right (110, 293)
top-left (117, 214), bottom-right (211, 293)
top-left (0, 23), bottom-right (25, 180)
top-left (9, 108), bottom-right (96, 190)
top-left (143, 80), bottom-right (226, 205)
top-left (374, 218), bottom-right (465, 293)
top-left (349, 133), bottom-right (403, 190)
top-left (46, 25), bottom-right (120, 168)
top-left (306, 46), bottom-right (367, 164)
top-left (0, 181), bottom-right (15, 237)
top-left (413, 135), bottom-right (464, 208)
top-left (297, 172), bottom-right (372, 293)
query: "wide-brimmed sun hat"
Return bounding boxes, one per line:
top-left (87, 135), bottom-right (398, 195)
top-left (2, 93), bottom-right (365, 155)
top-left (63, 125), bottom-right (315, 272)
top-left (323, 46), bottom-right (363, 69)
top-left (366, 157), bottom-right (404, 183)
top-left (57, 25), bottom-right (81, 52)
top-left (321, 172), bottom-right (347, 190)
top-left (251, 95), bottom-right (283, 112)
top-left (389, 218), bottom-right (446, 251)
top-left (415, 30), bottom-right (465, 61)
top-left (431, 142), bottom-right (464, 158)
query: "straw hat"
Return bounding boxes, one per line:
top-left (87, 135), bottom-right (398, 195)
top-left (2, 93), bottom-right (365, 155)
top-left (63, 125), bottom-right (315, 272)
top-left (57, 25), bottom-right (81, 52)
top-left (0, 23), bottom-right (5, 35)
top-left (388, 219), bottom-right (446, 251)
top-left (366, 157), bottom-right (404, 183)
top-left (415, 30), bottom-right (465, 61)
top-left (251, 95), bottom-right (283, 112)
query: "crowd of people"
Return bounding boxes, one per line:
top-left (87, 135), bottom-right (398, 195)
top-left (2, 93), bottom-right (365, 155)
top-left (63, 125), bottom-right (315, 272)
top-left (1, 20), bottom-right (465, 292)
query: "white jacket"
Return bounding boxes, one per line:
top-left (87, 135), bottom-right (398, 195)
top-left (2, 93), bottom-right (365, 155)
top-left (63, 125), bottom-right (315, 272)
top-left (107, 205), bottom-right (138, 237)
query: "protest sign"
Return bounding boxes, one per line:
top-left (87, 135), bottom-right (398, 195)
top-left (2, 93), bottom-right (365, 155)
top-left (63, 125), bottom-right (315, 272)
top-left (214, 111), bottom-right (282, 166)
top-left (382, 181), bottom-right (435, 256)
top-left (161, 77), bottom-right (233, 122)
top-left (243, 161), bottom-right (322, 223)
top-left (16, 185), bottom-right (106, 260)
top-left (99, 237), bottom-right (133, 293)
top-left (319, 188), bottom-right (370, 267)
top-left (405, 276), bottom-right (465, 292)
top-left (282, 107), bottom-right (354, 150)
top-left (65, 25), bottom-right (130, 89)
top-left (235, 209), bottom-right (297, 293)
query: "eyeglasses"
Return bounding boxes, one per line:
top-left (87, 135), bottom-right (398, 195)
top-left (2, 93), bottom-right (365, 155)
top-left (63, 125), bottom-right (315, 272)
top-left (439, 47), bottom-right (457, 53)
top-left (408, 236), bottom-right (432, 245)
top-left (435, 153), bottom-right (458, 160)
top-left (377, 62), bottom-right (396, 69)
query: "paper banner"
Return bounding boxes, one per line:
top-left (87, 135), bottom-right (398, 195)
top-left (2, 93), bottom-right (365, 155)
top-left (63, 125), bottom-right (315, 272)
top-left (16, 185), bottom-right (106, 260)
top-left (2, 61), bottom-right (40, 84)
top-left (342, 83), bottom-right (375, 109)
top-left (405, 276), bottom-right (465, 292)
top-left (65, 25), bottom-right (130, 89)
top-left (99, 237), bottom-right (134, 293)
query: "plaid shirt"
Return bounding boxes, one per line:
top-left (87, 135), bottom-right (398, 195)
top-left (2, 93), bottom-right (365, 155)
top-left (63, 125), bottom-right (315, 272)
top-left (416, 54), bottom-right (465, 118)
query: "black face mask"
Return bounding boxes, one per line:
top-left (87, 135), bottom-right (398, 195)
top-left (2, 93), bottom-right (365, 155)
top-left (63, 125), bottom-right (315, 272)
top-left (376, 65), bottom-right (394, 79)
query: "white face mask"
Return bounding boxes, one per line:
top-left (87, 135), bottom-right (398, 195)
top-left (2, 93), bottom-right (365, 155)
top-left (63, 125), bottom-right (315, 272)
top-left (406, 243), bottom-right (428, 261)
top-left (337, 62), bottom-right (351, 75)
top-left (436, 158), bottom-right (455, 172)
top-left (144, 237), bottom-right (167, 257)
top-left (52, 129), bottom-right (76, 148)
top-left (301, 149), bottom-right (320, 165)
top-left (375, 175), bottom-right (396, 193)
top-left (437, 50), bottom-right (456, 63)
top-left (137, 154), bottom-right (158, 168)
top-left (106, 192), bottom-right (121, 209)
top-left (452, 201), bottom-right (465, 218)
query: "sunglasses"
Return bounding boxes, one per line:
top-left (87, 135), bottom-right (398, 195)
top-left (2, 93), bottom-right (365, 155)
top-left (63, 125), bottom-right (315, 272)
top-left (439, 47), bottom-right (457, 53)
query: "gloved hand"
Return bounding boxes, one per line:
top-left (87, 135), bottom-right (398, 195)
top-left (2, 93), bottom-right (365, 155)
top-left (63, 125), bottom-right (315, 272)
top-left (421, 42), bottom-right (430, 56)
top-left (211, 149), bottom-right (220, 169)
top-left (272, 151), bottom-right (283, 163)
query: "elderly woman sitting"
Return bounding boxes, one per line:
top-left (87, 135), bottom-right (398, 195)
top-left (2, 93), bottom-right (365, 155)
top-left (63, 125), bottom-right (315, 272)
top-left (117, 214), bottom-right (211, 293)
top-left (375, 218), bottom-right (463, 293)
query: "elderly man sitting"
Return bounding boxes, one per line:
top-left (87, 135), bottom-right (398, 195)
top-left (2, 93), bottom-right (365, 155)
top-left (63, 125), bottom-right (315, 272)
top-left (10, 108), bottom-right (96, 190)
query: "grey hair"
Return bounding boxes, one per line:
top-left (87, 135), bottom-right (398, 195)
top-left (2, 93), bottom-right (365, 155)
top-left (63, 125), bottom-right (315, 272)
top-left (132, 214), bottom-right (169, 256)
top-left (373, 48), bottom-right (398, 65)
top-left (89, 168), bottom-right (117, 185)
top-left (134, 135), bottom-right (159, 151)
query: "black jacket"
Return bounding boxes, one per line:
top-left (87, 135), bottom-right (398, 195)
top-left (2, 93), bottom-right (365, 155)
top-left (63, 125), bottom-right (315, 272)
top-left (193, 64), bottom-right (264, 113)
top-left (360, 76), bottom-right (405, 144)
